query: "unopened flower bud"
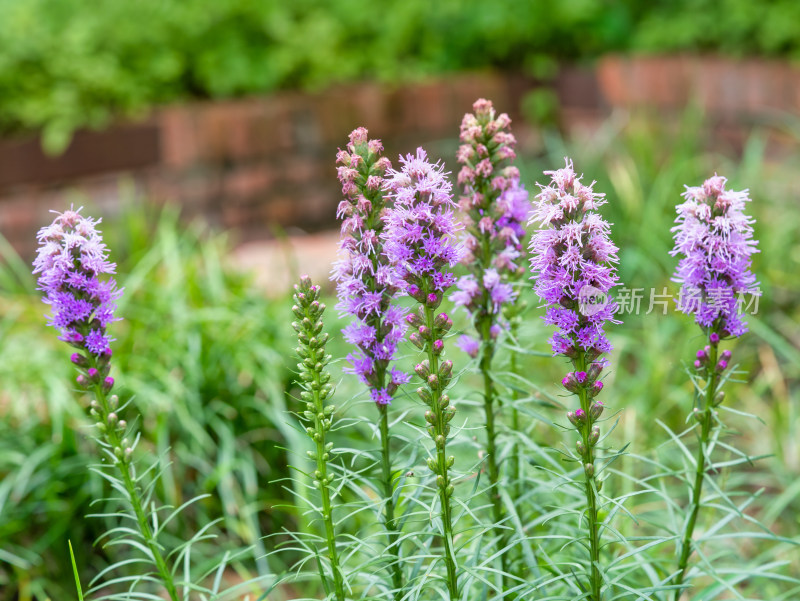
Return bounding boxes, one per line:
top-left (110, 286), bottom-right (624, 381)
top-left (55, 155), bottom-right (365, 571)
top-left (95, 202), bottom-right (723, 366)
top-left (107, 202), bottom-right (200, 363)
top-left (720, 349), bottom-right (732, 361)
top-left (432, 339), bottom-right (444, 355)
top-left (588, 380), bottom-right (603, 398)
top-left (409, 332), bottom-right (425, 350)
top-left (713, 391), bottom-right (725, 406)
top-left (418, 325), bottom-right (431, 339)
top-left (562, 372), bottom-right (580, 393)
top-left (102, 376), bottom-right (114, 393)
top-left (426, 293), bottom-right (439, 308)
top-left (70, 353), bottom-right (87, 367)
top-left (568, 408), bottom-right (587, 427)
top-left (589, 400), bottom-right (604, 420)
top-left (415, 361), bottom-right (430, 379)
top-left (439, 359), bottom-right (453, 378)
top-left (589, 426), bottom-right (600, 445)
top-left (87, 368), bottom-right (99, 381)
top-left (575, 371), bottom-right (587, 384)
top-left (427, 374), bottom-right (439, 389)
top-left (584, 463), bottom-right (595, 477)
top-left (76, 374), bottom-right (89, 388)
top-left (587, 362), bottom-right (603, 381)
top-left (576, 440), bottom-right (586, 455)
top-left (406, 313), bottom-right (424, 328)
top-left (709, 332), bottom-right (720, 344)
top-left (716, 359), bottom-right (728, 372)
top-left (417, 387), bottom-right (432, 404)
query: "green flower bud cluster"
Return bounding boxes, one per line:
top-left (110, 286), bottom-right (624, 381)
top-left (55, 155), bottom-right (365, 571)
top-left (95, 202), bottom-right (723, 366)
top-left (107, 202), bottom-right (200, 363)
top-left (291, 275), bottom-right (346, 601)
top-left (292, 275), bottom-right (338, 483)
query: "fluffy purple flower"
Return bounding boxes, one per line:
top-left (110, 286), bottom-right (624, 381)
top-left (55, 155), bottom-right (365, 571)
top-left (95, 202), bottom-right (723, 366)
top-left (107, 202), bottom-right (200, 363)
top-left (383, 147), bottom-right (463, 299)
top-left (529, 159), bottom-right (621, 359)
top-left (454, 99), bottom-right (531, 323)
top-left (670, 175), bottom-right (759, 338)
top-left (456, 335), bottom-right (480, 358)
top-left (331, 128), bottom-right (408, 403)
top-left (33, 207), bottom-right (122, 359)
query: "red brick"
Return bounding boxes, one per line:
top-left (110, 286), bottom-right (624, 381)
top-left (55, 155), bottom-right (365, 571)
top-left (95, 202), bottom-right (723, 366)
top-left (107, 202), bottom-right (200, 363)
top-left (597, 56), bottom-right (629, 107)
top-left (159, 106), bottom-right (200, 168)
top-left (223, 164), bottom-right (275, 199)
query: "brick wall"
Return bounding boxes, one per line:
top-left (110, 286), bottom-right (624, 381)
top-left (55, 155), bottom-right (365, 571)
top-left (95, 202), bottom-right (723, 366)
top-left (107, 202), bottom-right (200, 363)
top-left (0, 72), bottom-right (556, 258)
top-left (2, 56), bottom-right (798, 259)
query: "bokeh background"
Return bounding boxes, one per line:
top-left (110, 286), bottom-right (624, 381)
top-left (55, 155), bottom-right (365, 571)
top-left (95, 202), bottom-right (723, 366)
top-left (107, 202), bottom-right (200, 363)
top-left (1, 1), bottom-right (798, 599)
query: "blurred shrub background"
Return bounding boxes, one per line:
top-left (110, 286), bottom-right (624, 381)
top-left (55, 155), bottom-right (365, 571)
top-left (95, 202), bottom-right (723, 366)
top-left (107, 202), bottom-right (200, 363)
top-left (0, 0), bottom-right (799, 599)
top-left (3, 0), bottom-right (800, 152)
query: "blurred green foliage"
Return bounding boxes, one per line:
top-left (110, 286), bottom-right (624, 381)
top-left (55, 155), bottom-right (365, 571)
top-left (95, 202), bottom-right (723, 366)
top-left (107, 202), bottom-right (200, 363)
top-left (0, 206), bottom-right (299, 599)
top-left (3, 0), bottom-right (800, 152)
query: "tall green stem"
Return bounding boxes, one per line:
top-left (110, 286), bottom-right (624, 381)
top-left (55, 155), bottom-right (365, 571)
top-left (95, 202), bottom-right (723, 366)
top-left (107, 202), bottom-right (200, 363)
top-left (303, 311), bottom-right (345, 601)
top-left (424, 305), bottom-right (459, 599)
top-left (508, 319), bottom-right (522, 502)
top-left (378, 402), bottom-right (404, 597)
top-left (575, 354), bottom-right (602, 601)
top-left (673, 343), bottom-right (719, 600)
top-left (87, 357), bottom-right (179, 601)
top-left (478, 315), bottom-right (510, 585)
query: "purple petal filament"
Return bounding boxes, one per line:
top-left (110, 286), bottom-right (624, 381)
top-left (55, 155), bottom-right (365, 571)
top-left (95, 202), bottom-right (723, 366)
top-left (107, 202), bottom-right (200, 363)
top-left (383, 147), bottom-right (463, 298)
top-left (670, 175), bottom-right (759, 338)
top-left (453, 99), bottom-right (531, 323)
top-left (331, 128), bottom-right (409, 405)
top-left (33, 207), bottom-right (122, 358)
top-left (529, 159), bottom-right (621, 359)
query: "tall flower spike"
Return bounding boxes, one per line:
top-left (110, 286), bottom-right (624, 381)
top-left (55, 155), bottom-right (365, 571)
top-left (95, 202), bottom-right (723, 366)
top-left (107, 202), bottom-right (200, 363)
top-left (33, 208), bottom-right (179, 601)
top-left (671, 174), bottom-right (760, 338)
top-left (453, 98), bottom-right (531, 586)
top-left (291, 275), bottom-right (345, 601)
top-left (331, 127), bottom-right (408, 595)
top-left (529, 159), bottom-right (621, 601)
top-left (383, 148), bottom-right (462, 598)
top-left (669, 175), bottom-right (760, 600)
top-left (454, 98), bottom-right (530, 329)
top-left (33, 207), bottom-right (122, 359)
top-left (332, 127), bottom-right (410, 405)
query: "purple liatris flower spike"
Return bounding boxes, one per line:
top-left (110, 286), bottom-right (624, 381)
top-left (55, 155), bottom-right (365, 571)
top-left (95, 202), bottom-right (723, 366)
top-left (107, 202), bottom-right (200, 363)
top-left (33, 207), bottom-right (123, 359)
top-left (331, 128), bottom-right (410, 404)
top-left (529, 158), bottom-right (621, 359)
top-left (454, 98), bottom-right (531, 323)
top-left (383, 147), bottom-right (463, 298)
top-left (530, 160), bottom-right (622, 601)
top-left (670, 174), bottom-right (759, 338)
top-left (383, 147), bottom-right (462, 597)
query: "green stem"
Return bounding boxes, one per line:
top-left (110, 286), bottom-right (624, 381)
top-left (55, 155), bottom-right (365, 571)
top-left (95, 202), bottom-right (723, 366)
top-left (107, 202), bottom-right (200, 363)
top-left (673, 344), bottom-right (719, 601)
top-left (308, 342), bottom-right (346, 601)
top-left (378, 402), bottom-right (404, 598)
top-left (508, 320), bottom-right (521, 502)
top-left (478, 316), bottom-right (510, 587)
top-left (87, 360), bottom-right (179, 601)
top-left (424, 305), bottom-right (459, 599)
top-left (576, 355), bottom-right (602, 601)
